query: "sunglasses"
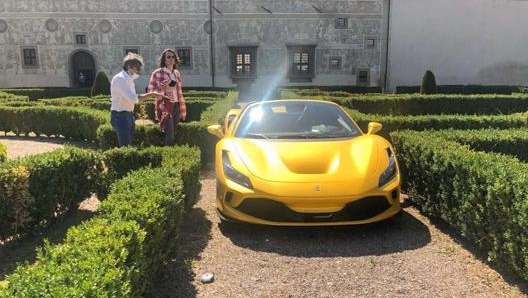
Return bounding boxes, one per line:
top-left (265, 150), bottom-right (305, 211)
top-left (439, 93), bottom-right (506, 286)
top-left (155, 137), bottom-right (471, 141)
top-left (166, 55), bottom-right (175, 59)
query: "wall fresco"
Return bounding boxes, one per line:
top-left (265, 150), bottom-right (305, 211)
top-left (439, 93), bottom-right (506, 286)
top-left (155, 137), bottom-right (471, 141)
top-left (0, 0), bottom-right (383, 87)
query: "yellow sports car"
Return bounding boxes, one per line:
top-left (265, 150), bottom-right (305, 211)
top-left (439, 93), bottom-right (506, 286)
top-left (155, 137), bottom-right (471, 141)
top-left (207, 99), bottom-right (401, 226)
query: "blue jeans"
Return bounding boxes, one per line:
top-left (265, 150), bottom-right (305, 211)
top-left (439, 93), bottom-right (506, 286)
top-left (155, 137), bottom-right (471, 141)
top-left (164, 104), bottom-right (180, 146)
top-left (110, 111), bottom-right (135, 147)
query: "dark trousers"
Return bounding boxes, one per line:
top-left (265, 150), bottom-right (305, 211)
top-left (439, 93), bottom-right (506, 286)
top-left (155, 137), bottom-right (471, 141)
top-left (164, 104), bottom-right (180, 146)
top-left (110, 111), bottom-right (135, 147)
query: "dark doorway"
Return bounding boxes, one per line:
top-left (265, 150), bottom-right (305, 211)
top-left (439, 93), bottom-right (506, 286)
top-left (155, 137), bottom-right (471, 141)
top-left (70, 51), bottom-right (96, 88)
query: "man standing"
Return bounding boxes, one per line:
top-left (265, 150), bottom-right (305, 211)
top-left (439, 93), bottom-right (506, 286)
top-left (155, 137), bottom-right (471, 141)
top-left (110, 52), bottom-right (160, 147)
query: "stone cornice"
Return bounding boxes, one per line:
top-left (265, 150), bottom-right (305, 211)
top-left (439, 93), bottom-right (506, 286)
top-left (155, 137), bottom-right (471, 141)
top-left (0, 12), bottom-right (381, 20)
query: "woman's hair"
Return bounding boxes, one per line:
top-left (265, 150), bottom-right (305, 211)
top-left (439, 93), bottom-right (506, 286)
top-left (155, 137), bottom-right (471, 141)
top-left (159, 48), bottom-right (180, 68)
top-left (122, 52), bottom-right (144, 71)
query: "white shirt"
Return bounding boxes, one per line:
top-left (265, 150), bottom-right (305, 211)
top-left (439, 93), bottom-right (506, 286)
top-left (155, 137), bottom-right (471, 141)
top-left (110, 70), bottom-right (139, 112)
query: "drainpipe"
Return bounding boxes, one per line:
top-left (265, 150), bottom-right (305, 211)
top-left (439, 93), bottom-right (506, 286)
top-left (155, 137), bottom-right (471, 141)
top-left (383, 0), bottom-right (391, 93)
top-left (209, 0), bottom-right (216, 87)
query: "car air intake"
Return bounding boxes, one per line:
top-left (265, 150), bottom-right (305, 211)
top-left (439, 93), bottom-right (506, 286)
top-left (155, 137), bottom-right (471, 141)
top-left (235, 197), bottom-right (391, 223)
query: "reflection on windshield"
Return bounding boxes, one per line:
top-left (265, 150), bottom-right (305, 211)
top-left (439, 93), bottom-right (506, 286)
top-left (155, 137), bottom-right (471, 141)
top-left (234, 102), bottom-right (361, 140)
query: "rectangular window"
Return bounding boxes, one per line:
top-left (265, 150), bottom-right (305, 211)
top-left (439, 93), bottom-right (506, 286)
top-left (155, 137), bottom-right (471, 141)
top-left (124, 48), bottom-right (139, 55)
top-left (75, 34), bottom-right (87, 45)
top-left (356, 69), bottom-right (370, 86)
top-left (329, 57), bottom-right (342, 70)
top-left (335, 18), bottom-right (348, 29)
top-left (176, 48), bottom-right (192, 67)
top-left (21, 47), bottom-right (38, 67)
top-left (365, 38), bottom-right (376, 49)
top-left (235, 53), bottom-right (252, 75)
top-left (229, 46), bottom-right (257, 79)
top-left (288, 45), bottom-right (315, 82)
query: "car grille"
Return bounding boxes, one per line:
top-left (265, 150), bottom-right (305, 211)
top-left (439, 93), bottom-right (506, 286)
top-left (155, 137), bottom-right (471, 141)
top-left (235, 196), bottom-right (392, 223)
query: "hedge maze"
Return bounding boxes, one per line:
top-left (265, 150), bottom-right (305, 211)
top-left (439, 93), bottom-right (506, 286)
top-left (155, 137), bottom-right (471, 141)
top-left (1, 88), bottom-right (528, 296)
top-left (0, 89), bottom-right (234, 296)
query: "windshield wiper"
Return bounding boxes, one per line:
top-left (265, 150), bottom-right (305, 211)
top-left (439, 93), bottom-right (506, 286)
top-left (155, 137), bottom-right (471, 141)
top-left (244, 133), bottom-right (269, 139)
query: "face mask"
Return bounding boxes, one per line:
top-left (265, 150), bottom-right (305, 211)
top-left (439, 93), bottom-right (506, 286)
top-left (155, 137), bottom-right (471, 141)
top-left (131, 73), bottom-right (140, 81)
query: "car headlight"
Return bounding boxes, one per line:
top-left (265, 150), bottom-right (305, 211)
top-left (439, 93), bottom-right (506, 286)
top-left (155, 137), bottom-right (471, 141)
top-left (378, 148), bottom-right (397, 187)
top-left (222, 150), bottom-right (253, 189)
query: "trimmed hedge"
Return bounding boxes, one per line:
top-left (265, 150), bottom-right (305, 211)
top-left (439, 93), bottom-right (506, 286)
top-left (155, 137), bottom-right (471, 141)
top-left (0, 91), bottom-right (29, 102)
top-left (0, 147), bottom-right (103, 240)
top-left (96, 122), bottom-right (217, 165)
top-left (391, 129), bottom-right (528, 281)
top-left (346, 109), bottom-right (528, 142)
top-left (0, 106), bottom-right (107, 141)
top-left (279, 86), bottom-right (382, 94)
top-left (38, 96), bottom-right (112, 112)
top-left (0, 145), bottom-right (201, 297)
top-left (331, 93), bottom-right (528, 116)
top-left (0, 218), bottom-right (145, 297)
top-left (91, 71), bottom-right (111, 97)
top-left (420, 70), bottom-right (437, 94)
top-left (96, 146), bottom-right (164, 199)
top-left (142, 99), bottom-right (215, 123)
top-left (0, 142), bottom-right (6, 163)
top-left (0, 88), bottom-right (91, 101)
top-left (395, 85), bottom-right (524, 95)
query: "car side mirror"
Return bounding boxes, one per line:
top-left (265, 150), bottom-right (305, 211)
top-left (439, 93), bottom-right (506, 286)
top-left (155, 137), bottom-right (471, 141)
top-left (207, 124), bottom-right (224, 139)
top-left (367, 122), bottom-right (382, 135)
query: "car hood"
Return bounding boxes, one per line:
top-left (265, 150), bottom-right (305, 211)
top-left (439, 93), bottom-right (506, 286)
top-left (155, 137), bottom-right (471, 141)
top-left (231, 136), bottom-right (383, 183)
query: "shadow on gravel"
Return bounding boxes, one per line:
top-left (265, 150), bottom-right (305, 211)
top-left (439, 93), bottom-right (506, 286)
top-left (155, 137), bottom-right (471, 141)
top-left (217, 208), bottom-right (430, 258)
top-left (421, 210), bottom-right (528, 295)
top-left (148, 205), bottom-right (212, 298)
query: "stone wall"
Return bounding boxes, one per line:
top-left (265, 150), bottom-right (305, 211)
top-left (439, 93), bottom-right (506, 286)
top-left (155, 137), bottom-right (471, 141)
top-left (0, 0), bottom-right (385, 89)
top-left (388, 0), bottom-right (528, 90)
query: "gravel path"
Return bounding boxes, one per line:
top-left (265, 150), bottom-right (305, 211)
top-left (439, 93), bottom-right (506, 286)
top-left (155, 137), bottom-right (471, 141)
top-left (0, 135), bottom-right (95, 159)
top-left (150, 167), bottom-right (528, 298)
top-left (1, 137), bottom-right (527, 298)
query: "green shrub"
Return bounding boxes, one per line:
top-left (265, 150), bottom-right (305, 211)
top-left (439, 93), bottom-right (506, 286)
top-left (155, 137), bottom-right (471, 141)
top-left (0, 142), bottom-right (6, 163)
top-left (420, 70), bottom-right (437, 94)
top-left (91, 71), bottom-right (111, 97)
top-left (0, 146), bottom-right (201, 297)
top-left (391, 128), bottom-right (528, 281)
top-left (0, 147), bottom-right (103, 239)
top-left (199, 91), bottom-right (237, 124)
top-left (97, 147), bottom-right (163, 199)
top-left (397, 84), bottom-right (519, 95)
top-left (0, 106), bottom-right (107, 141)
top-left (0, 88), bottom-right (91, 101)
top-left (98, 167), bottom-right (186, 286)
top-left (0, 218), bottom-right (145, 297)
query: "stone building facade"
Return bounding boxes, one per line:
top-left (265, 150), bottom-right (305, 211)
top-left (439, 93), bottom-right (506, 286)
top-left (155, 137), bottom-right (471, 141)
top-left (0, 0), bottom-right (388, 94)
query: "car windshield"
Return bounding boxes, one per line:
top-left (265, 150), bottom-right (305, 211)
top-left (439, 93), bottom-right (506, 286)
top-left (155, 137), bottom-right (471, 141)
top-left (234, 101), bottom-right (361, 139)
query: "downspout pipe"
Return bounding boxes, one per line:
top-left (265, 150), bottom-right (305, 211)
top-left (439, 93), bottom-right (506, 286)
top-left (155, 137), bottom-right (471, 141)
top-left (383, 0), bottom-right (391, 93)
top-left (209, 0), bottom-right (216, 87)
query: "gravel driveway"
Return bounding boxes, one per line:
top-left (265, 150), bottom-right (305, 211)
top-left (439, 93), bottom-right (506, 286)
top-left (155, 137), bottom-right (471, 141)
top-left (150, 166), bottom-right (528, 298)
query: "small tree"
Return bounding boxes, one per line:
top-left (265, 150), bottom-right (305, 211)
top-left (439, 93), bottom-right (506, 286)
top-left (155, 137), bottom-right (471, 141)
top-left (420, 70), bottom-right (437, 94)
top-left (91, 71), bottom-right (111, 97)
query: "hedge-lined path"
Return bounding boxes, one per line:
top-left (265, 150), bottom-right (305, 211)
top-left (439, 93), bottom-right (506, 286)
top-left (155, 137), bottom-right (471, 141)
top-left (0, 135), bottom-right (100, 282)
top-left (0, 134), bottom-right (97, 159)
top-left (1, 137), bottom-right (528, 297)
top-left (0, 194), bottom-right (99, 281)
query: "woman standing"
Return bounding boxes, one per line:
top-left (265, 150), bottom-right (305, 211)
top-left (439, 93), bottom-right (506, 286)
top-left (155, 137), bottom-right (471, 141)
top-left (147, 49), bottom-right (187, 146)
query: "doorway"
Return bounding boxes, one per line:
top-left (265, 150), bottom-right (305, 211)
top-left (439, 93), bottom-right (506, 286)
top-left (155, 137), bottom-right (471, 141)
top-left (70, 50), bottom-right (96, 88)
